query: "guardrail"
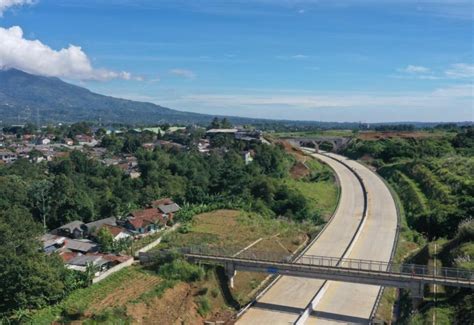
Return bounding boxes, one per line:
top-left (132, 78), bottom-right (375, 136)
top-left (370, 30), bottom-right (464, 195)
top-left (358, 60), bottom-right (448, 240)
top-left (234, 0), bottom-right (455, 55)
top-left (143, 247), bottom-right (473, 287)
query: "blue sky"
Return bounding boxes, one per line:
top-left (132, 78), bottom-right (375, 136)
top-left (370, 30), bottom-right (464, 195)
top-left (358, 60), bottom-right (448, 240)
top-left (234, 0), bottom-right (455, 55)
top-left (0, 0), bottom-right (473, 122)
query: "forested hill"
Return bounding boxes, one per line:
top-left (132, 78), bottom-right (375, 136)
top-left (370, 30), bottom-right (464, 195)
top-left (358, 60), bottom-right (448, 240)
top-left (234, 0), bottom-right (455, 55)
top-left (0, 69), bottom-right (213, 125)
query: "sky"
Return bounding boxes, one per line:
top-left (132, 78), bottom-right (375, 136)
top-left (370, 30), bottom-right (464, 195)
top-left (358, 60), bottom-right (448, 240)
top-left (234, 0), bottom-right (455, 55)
top-left (0, 0), bottom-right (473, 122)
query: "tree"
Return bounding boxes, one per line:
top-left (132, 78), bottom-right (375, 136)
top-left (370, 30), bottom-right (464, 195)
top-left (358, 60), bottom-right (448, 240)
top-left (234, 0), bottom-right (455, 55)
top-left (0, 207), bottom-right (67, 316)
top-left (208, 117), bottom-right (221, 130)
top-left (96, 227), bottom-right (114, 252)
top-left (29, 180), bottom-right (53, 231)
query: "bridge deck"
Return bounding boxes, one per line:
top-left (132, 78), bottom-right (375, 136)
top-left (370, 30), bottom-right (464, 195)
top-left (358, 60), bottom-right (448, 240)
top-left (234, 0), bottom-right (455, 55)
top-left (140, 249), bottom-right (473, 289)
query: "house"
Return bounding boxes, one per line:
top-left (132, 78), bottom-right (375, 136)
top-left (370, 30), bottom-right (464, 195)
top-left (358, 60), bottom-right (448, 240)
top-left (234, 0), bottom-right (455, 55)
top-left (40, 233), bottom-right (66, 253)
top-left (150, 198), bottom-right (180, 215)
top-left (198, 139), bottom-right (210, 153)
top-left (242, 150), bottom-right (254, 165)
top-left (129, 171), bottom-right (141, 179)
top-left (101, 224), bottom-right (131, 241)
top-left (66, 253), bottom-right (132, 273)
top-left (63, 138), bottom-right (74, 146)
top-left (66, 254), bottom-right (109, 272)
top-left (76, 134), bottom-right (98, 147)
top-left (36, 137), bottom-right (51, 145)
top-left (206, 128), bottom-right (239, 135)
top-left (0, 151), bottom-right (18, 164)
top-left (156, 140), bottom-right (185, 151)
top-left (62, 239), bottom-right (99, 254)
top-left (53, 220), bottom-right (86, 239)
top-left (124, 208), bottom-right (167, 234)
top-left (84, 217), bottom-right (131, 241)
top-left (235, 129), bottom-right (263, 142)
top-left (84, 217), bottom-right (117, 235)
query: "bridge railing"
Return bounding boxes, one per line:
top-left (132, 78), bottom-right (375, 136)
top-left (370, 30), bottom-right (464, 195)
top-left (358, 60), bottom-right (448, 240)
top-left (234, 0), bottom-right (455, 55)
top-left (178, 246), bottom-right (473, 283)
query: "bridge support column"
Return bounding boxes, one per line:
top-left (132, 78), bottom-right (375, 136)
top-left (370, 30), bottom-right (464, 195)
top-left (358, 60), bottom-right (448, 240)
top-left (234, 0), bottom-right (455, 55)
top-left (225, 262), bottom-right (236, 289)
top-left (409, 282), bottom-right (424, 309)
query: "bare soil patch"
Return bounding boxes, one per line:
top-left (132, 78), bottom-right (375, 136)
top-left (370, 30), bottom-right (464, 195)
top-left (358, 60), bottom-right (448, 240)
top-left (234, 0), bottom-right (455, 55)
top-left (127, 282), bottom-right (202, 325)
top-left (86, 272), bottom-right (161, 315)
top-left (290, 161), bottom-right (310, 179)
top-left (358, 131), bottom-right (439, 140)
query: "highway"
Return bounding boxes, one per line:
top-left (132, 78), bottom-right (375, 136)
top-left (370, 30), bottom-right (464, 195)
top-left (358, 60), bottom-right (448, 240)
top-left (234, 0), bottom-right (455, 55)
top-left (237, 152), bottom-right (398, 324)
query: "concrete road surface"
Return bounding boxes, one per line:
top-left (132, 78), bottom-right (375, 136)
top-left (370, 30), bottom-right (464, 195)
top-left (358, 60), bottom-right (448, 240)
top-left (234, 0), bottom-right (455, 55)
top-left (237, 153), bottom-right (365, 324)
top-left (307, 153), bottom-right (398, 324)
top-left (237, 152), bottom-right (398, 325)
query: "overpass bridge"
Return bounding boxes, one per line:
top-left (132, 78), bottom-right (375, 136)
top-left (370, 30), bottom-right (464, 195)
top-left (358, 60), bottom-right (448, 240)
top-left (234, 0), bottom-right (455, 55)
top-left (140, 248), bottom-right (473, 298)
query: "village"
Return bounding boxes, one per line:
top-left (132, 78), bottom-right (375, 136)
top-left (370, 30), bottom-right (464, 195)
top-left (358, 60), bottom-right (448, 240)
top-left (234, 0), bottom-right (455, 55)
top-left (40, 197), bottom-right (180, 283)
top-left (0, 123), bottom-right (264, 170)
top-left (0, 122), bottom-right (265, 282)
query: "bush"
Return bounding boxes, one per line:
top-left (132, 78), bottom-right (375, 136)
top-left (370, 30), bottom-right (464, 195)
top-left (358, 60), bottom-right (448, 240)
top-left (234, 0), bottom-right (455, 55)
top-left (196, 296), bottom-right (211, 316)
top-left (158, 259), bottom-right (205, 282)
top-left (210, 288), bottom-right (219, 298)
top-left (62, 301), bottom-right (86, 321)
top-left (457, 219), bottom-right (474, 242)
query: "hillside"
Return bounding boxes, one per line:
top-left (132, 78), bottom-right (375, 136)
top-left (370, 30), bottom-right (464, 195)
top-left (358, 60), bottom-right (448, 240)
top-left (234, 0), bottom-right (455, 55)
top-left (342, 129), bottom-right (474, 323)
top-left (0, 69), bottom-right (213, 125)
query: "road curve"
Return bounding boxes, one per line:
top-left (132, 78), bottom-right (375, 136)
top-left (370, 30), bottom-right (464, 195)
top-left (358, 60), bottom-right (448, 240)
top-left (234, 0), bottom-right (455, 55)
top-left (237, 152), bottom-right (398, 325)
top-left (237, 153), bottom-right (365, 324)
top-left (307, 153), bottom-right (398, 324)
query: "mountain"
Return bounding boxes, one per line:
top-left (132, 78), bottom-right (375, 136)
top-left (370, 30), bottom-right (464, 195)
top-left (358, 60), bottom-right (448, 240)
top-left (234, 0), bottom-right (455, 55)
top-left (0, 69), bottom-right (213, 125)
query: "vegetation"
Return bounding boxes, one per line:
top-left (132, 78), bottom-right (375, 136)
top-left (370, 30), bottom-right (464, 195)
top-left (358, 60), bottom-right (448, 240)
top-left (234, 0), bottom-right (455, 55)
top-left (0, 118), bottom-right (338, 321)
top-left (343, 127), bottom-right (474, 324)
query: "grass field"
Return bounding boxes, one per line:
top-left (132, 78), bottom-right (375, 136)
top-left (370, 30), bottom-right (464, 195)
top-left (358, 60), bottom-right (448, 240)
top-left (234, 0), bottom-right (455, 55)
top-left (284, 177), bottom-right (338, 220)
top-left (155, 209), bottom-right (314, 254)
top-left (155, 209), bottom-right (315, 305)
top-left (29, 266), bottom-right (161, 324)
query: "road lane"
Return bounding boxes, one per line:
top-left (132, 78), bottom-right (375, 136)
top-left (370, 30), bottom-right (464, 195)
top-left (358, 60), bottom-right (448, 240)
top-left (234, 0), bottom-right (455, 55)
top-left (237, 153), bottom-right (365, 324)
top-left (307, 153), bottom-right (398, 324)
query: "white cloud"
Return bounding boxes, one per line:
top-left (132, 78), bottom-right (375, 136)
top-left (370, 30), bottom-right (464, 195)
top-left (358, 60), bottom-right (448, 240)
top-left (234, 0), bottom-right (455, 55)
top-left (102, 84), bottom-right (473, 122)
top-left (0, 25), bottom-right (136, 81)
top-left (400, 65), bottom-right (431, 74)
top-left (169, 68), bottom-right (196, 79)
top-left (156, 84), bottom-right (473, 111)
top-left (292, 54), bottom-right (309, 59)
top-left (0, 0), bottom-right (34, 16)
top-left (276, 54), bottom-right (310, 60)
top-left (445, 63), bottom-right (474, 79)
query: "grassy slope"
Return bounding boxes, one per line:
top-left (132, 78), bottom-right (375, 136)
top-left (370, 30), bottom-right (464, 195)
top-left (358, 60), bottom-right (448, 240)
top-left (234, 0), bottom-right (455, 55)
top-left (29, 145), bottom-right (340, 324)
top-left (156, 209), bottom-right (314, 305)
top-left (359, 138), bottom-right (472, 323)
top-left (30, 210), bottom-right (315, 324)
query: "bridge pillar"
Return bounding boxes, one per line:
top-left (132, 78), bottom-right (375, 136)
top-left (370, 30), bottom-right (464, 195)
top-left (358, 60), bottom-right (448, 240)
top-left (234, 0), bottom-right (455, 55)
top-left (409, 282), bottom-right (424, 309)
top-left (225, 262), bottom-right (237, 289)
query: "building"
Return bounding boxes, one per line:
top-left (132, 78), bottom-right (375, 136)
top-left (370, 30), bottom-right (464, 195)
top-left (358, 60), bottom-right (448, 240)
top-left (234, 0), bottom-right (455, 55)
top-left (101, 224), bottom-right (131, 241)
top-left (84, 217), bottom-right (117, 235)
top-left (76, 134), bottom-right (98, 147)
top-left (206, 128), bottom-right (239, 135)
top-left (52, 220), bottom-right (86, 239)
top-left (124, 208), bottom-right (168, 234)
top-left (242, 150), bottom-right (254, 165)
top-left (62, 239), bottom-right (99, 254)
top-left (66, 254), bottom-right (109, 272)
top-left (40, 233), bottom-right (66, 253)
top-left (36, 137), bottom-right (51, 145)
top-left (0, 151), bottom-right (18, 164)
